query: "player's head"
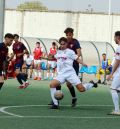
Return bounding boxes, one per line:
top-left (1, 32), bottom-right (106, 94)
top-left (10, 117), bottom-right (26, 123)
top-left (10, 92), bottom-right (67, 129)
top-left (13, 34), bottom-right (19, 42)
top-left (64, 27), bottom-right (74, 41)
top-left (52, 42), bottom-right (56, 48)
top-left (4, 33), bottom-right (14, 46)
top-left (102, 53), bottom-right (106, 60)
top-left (114, 31), bottom-right (120, 44)
top-left (26, 51), bottom-right (30, 57)
top-left (36, 42), bottom-right (40, 48)
top-left (59, 37), bottom-right (68, 50)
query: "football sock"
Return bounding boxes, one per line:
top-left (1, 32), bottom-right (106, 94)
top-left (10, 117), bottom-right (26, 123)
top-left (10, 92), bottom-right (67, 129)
top-left (0, 82), bottom-right (4, 90)
top-left (83, 83), bottom-right (93, 91)
top-left (68, 86), bottom-right (76, 98)
top-left (20, 73), bottom-right (27, 82)
top-left (50, 88), bottom-right (58, 105)
top-left (56, 85), bottom-right (61, 90)
top-left (111, 90), bottom-right (119, 112)
top-left (16, 74), bottom-right (23, 85)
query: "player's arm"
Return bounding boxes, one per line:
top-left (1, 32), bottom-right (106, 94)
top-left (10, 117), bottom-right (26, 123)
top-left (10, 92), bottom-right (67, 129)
top-left (75, 40), bottom-right (82, 58)
top-left (76, 58), bottom-right (87, 66)
top-left (107, 49), bottom-right (120, 80)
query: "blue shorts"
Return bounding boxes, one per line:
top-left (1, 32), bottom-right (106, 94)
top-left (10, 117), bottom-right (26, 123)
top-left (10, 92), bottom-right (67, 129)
top-left (26, 64), bottom-right (31, 69)
top-left (14, 62), bottom-right (23, 71)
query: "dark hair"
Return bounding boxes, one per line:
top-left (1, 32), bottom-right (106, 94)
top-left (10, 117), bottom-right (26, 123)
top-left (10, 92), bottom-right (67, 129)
top-left (36, 42), bottom-right (40, 44)
top-left (13, 34), bottom-right (19, 38)
top-left (115, 31), bottom-right (120, 37)
top-left (5, 33), bottom-right (14, 39)
top-left (64, 27), bottom-right (74, 34)
top-left (102, 53), bottom-right (106, 56)
top-left (52, 42), bottom-right (56, 46)
top-left (59, 37), bottom-right (67, 44)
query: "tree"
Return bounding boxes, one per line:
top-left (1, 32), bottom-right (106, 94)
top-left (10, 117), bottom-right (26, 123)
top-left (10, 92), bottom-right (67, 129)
top-left (17, 1), bottom-right (48, 11)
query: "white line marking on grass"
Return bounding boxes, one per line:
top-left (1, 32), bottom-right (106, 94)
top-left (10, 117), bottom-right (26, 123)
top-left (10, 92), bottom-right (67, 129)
top-left (0, 116), bottom-right (119, 119)
top-left (0, 107), bottom-right (23, 117)
top-left (0, 104), bottom-right (114, 118)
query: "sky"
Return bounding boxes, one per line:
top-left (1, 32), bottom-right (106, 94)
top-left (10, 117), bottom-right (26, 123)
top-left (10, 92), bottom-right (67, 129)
top-left (5, 0), bottom-right (120, 13)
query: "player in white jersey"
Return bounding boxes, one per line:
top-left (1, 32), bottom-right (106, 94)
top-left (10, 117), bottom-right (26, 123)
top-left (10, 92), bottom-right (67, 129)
top-left (23, 52), bottom-right (34, 78)
top-left (49, 37), bottom-right (98, 109)
top-left (107, 31), bottom-right (120, 115)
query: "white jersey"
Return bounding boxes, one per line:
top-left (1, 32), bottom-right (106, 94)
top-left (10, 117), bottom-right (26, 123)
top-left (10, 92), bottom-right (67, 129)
top-left (24, 55), bottom-right (34, 65)
top-left (55, 48), bottom-right (78, 74)
top-left (113, 45), bottom-right (120, 77)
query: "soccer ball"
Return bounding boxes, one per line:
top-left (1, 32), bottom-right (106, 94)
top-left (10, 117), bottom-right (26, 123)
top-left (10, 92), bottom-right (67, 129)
top-left (54, 90), bottom-right (64, 100)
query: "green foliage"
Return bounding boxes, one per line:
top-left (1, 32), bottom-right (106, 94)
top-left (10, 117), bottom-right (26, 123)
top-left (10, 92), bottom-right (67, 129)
top-left (17, 1), bottom-right (48, 11)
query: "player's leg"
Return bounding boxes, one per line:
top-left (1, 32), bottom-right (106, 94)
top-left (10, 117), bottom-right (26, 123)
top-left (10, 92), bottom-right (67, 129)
top-left (15, 63), bottom-right (29, 89)
top-left (108, 77), bottom-right (120, 115)
top-left (37, 60), bottom-right (42, 80)
top-left (45, 62), bottom-right (50, 80)
top-left (67, 73), bottom-right (98, 93)
top-left (66, 64), bottom-right (79, 107)
top-left (33, 60), bottom-right (38, 80)
top-left (0, 71), bottom-right (4, 90)
top-left (49, 75), bottom-right (65, 109)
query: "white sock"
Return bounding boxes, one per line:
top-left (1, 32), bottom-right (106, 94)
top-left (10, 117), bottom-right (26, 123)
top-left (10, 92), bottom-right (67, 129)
top-left (28, 69), bottom-right (31, 78)
top-left (83, 83), bottom-right (93, 91)
top-left (46, 72), bottom-right (49, 78)
top-left (111, 90), bottom-right (119, 112)
top-left (51, 73), bottom-right (54, 78)
top-left (38, 71), bottom-right (41, 78)
top-left (50, 88), bottom-right (58, 105)
top-left (34, 69), bottom-right (38, 77)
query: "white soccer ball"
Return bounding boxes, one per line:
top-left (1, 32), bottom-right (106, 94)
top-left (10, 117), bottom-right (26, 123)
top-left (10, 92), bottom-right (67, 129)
top-left (54, 90), bottom-right (64, 100)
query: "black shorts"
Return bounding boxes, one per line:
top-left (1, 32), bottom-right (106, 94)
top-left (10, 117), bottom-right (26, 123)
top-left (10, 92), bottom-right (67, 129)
top-left (73, 61), bottom-right (79, 76)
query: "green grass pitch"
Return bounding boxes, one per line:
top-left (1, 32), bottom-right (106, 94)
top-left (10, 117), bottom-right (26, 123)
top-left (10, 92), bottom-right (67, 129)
top-left (0, 79), bottom-right (120, 129)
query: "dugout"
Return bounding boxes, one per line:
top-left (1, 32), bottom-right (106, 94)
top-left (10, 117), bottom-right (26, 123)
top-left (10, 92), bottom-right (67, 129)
top-left (21, 37), bottom-right (115, 68)
top-left (20, 37), bottom-right (115, 81)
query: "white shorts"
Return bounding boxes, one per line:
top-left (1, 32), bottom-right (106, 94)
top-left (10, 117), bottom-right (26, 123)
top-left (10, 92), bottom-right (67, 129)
top-left (34, 60), bottom-right (41, 65)
top-left (48, 61), bottom-right (57, 68)
top-left (54, 71), bottom-right (81, 86)
top-left (110, 77), bottom-right (120, 91)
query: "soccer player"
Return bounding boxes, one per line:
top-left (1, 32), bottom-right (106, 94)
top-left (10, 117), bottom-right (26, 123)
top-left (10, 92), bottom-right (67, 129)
top-left (49, 37), bottom-right (98, 109)
top-left (45, 42), bottom-right (57, 80)
top-left (107, 31), bottom-right (120, 115)
top-left (23, 52), bottom-right (34, 79)
top-left (13, 34), bottom-right (29, 89)
top-left (97, 53), bottom-right (112, 84)
top-left (33, 42), bottom-right (44, 80)
top-left (0, 33), bottom-right (14, 90)
top-left (58, 28), bottom-right (82, 107)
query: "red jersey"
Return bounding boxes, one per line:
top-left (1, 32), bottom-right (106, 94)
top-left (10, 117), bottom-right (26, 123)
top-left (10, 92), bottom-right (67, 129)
top-left (13, 42), bottom-right (26, 63)
top-left (33, 47), bottom-right (43, 60)
top-left (49, 48), bottom-right (57, 61)
top-left (49, 48), bottom-right (57, 55)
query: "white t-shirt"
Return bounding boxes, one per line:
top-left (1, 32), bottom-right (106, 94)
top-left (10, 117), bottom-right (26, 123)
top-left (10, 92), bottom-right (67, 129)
top-left (55, 48), bottom-right (78, 74)
top-left (113, 45), bottom-right (120, 77)
top-left (24, 55), bottom-right (34, 65)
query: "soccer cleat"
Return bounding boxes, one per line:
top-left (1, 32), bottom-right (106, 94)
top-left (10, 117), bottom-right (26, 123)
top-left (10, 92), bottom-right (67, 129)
top-left (34, 77), bottom-right (38, 80)
top-left (50, 104), bottom-right (59, 109)
top-left (19, 85), bottom-right (24, 89)
top-left (37, 77), bottom-right (41, 81)
top-left (108, 111), bottom-right (120, 116)
top-left (23, 82), bottom-right (30, 89)
top-left (90, 80), bottom-right (98, 88)
top-left (72, 98), bottom-right (77, 107)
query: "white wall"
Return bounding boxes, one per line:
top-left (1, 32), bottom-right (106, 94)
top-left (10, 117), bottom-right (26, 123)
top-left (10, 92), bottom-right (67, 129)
top-left (4, 10), bottom-right (120, 48)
